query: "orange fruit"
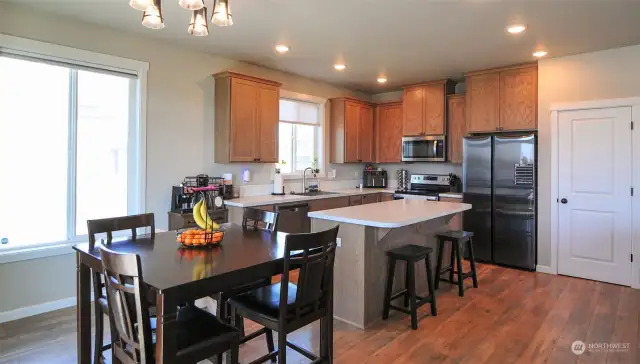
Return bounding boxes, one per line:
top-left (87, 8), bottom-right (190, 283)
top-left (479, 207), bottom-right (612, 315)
top-left (213, 232), bottom-right (223, 238)
top-left (185, 230), bottom-right (196, 236)
top-left (194, 238), bottom-right (205, 245)
top-left (184, 238), bottom-right (194, 246)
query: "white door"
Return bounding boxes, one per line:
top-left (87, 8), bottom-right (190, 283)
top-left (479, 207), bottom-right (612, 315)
top-left (558, 107), bottom-right (632, 286)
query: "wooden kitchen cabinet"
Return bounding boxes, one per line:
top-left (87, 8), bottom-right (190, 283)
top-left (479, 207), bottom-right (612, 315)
top-left (349, 195), bottom-right (363, 206)
top-left (330, 97), bottom-right (375, 163)
top-left (308, 197), bottom-right (350, 212)
top-left (362, 193), bottom-right (380, 204)
top-left (380, 193), bottom-right (394, 202)
top-left (499, 65), bottom-right (538, 131)
top-left (374, 101), bottom-right (403, 163)
top-left (465, 63), bottom-right (537, 133)
top-left (466, 72), bottom-right (500, 133)
top-left (447, 94), bottom-right (466, 164)
top-left (402, 79), bottom-right (454, 136)
top-left (213, 72), bottom-right (281, 163)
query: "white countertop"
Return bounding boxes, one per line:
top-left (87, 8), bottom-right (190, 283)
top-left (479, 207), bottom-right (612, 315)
top-left (308, 200), bottom-right (472, 228)
top-left (224, 188), bottom-right (393, 208)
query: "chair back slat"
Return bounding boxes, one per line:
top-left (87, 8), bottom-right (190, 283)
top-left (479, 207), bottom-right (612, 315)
top-left (279, 226), bottom-right (339, 321)
top-left (88, 213), bottom-right (155, 250)
top-left (242, 208), bottom-right (279, 232)
top-left (100, 245), bottom-right (154, 364)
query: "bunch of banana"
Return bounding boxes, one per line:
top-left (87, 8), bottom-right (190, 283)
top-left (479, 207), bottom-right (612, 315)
top-left (192, 199), bottom-right (220, 230)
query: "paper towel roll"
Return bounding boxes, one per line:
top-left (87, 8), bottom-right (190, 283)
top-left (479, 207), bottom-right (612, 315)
top-left (273, 173), bottom-right (284, 194)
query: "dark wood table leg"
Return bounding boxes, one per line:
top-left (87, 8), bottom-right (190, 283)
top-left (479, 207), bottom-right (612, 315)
top-left (320, 282), bottom-right (334, 363)
top-left (76, 253), bottom-right (91, 364)
top-left (156, 291), bottom-right (178, 364)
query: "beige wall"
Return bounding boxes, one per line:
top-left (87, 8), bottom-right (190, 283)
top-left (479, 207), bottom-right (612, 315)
top-left (0, 2), bottom-right (371, 313)
top-left (537, 44), bottom-right (640, 267)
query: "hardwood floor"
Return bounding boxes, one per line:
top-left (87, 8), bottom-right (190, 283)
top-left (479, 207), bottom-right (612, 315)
top-left (1, 264), bottom-right (638, 364)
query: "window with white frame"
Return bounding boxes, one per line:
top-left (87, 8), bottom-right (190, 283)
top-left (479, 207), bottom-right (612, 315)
top-left (0, 44), bottom-right (146, 251)
top-left (278, 98), bottom-right (322, 174)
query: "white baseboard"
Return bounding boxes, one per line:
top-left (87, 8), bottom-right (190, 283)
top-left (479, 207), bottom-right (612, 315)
top-left (0, 296), bottom-right (77, 324)
top-left (536, 265), bottom-right (556, 275)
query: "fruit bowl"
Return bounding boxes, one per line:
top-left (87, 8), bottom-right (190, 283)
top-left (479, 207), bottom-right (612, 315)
top-left (176, 228), bottom-right (224, 248)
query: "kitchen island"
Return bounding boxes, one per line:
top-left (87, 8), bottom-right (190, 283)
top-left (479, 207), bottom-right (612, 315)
top-left (308, 199), bottom-right (471, 329)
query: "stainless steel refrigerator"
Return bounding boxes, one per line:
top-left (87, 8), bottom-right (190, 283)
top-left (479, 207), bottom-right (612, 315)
top-left (462, 133), bottom-right (536, 271)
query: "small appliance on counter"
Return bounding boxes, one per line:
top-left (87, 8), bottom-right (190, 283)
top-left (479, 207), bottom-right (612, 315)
top-left (363, 169), bottom-right (387, 188)
top-left (397, 169), bottom-right (410, 191)
top-left (222, 173), bottom-right (234, 200)
top-left (393, 173), bottom-right (454, 200)
top-left (169, 174), bottom-right (228, 230)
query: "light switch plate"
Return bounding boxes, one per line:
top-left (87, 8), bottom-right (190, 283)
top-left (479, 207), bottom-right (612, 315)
top-left (336, 238), bottom-right (342, 247)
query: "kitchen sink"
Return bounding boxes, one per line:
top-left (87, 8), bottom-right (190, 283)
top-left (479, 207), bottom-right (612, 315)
top-left (290, 191), bottom-right (340, 197)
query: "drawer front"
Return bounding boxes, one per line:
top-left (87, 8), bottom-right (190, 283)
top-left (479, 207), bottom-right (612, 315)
top-left (362, 193), bottom-right (380, 204)
top-left (349, 195), bottom-right (363, 206)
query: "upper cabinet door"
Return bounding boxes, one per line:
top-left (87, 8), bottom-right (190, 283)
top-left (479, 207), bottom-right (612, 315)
top-left (358, 105), bottom-right (374, 162)
top-left (466, 73), bottom-right (500, 133)
top-left (447, 95), bottom-right (465, 164)
top-left (376, 104), bottom-right (403, 163)
top-left (423, 83), bottom-right (445, 135)
top-left (344, 101), bottom-right (361, 162)
top-left (403, 86), bottom-right (424, 136)
top-left (230, 78), bottom-right (258, 162)
top-left (499, 66), bottom-right (537, 131)
top-left (257, 85), bottom-right (279, 162)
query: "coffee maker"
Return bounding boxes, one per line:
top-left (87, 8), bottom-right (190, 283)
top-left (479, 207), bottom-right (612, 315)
top-left (171, 175), bottom-right (224, 213)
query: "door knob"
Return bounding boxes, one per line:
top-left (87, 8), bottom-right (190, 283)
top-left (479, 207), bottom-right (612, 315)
top-left (560, 198), bottom-right (568, 204)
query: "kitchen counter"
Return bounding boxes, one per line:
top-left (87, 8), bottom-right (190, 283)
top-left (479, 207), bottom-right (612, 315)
top-left (309, 199), bottom-right (471, 329)
top-left (308, 200), bottom-right (471, 228)
top-left (224, 188), bottom-right (393, 208)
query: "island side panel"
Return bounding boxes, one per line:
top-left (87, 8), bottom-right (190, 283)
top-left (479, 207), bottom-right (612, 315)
top-left (363, 216), bottom-right (453, 327)
top-left (311, 218), bottom-right (367, 329)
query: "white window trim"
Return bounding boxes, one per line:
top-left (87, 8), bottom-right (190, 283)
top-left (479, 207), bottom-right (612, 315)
top-left (278, 90), bottom-right (327, 178)
top-left (0, 35), bottom-right (149, 264)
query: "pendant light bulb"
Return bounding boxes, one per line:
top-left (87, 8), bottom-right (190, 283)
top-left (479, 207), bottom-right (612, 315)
top-left (130, 0), bottom-right (153, 11)
top-left (212, 0), bottom-right (233, 26)
top-left (188, 7), bottom-right (209, 36)
top-left (142, 0), bottom-right (165, 29)
top-left (179, 0), bottom-right (204, 11)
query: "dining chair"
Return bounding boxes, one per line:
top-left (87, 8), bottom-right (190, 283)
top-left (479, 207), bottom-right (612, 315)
top-left (242, 208), bottom-right (279, 231)
top-left (99, 245), bottom-right (240, 364)
top-left (214, 208), bottom-right (280, 337)
top-left (228, 225), bottom-right (339, 364)
top-left (87, 213), bottom-right (155, 364)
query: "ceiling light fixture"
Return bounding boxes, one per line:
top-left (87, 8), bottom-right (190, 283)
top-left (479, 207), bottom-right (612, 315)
top-left (377, 76), bottom-right (388, 84)
top-left (212, 0), bottom-right (233, 26)
top-left (188, 7), bottom-right (209, 36)
top-left (506, 24), bottom-right (527, 34)
top-left (533, 50), bottom-right (548, 58)
top-left (334, 64), bottom-right (346, 71)
top-left (275, 45), bottom-right (290, 54)
top-left (142, 0), bottom-right (165, 29)
top-left (179, 0), bottom-right (204, 10)
top-left (129, 0), bottom-right (153, 11)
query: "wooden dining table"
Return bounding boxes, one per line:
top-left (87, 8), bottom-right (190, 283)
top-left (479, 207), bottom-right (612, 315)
top-left (73, 223), bottom-right (334, 364)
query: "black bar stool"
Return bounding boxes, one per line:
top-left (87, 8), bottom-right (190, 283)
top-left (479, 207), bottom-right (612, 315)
top-left (382, 245), bottom-right (437, 330)
top-left (435, 231), bottom-right (478, 297)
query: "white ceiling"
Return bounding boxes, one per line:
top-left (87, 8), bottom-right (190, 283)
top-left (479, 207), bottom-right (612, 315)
top-left (7, 0), bottom-right (640, 93)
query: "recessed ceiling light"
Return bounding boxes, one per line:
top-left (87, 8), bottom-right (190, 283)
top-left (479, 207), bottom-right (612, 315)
top-left (533, 50), bottom-right (548, 58)
top-left (377, 76), bottom-right (387, 84)
top-left (275, 45), bottom-right (290, 53)
top-left (506, 24), bottom-right (527, 34)
top-left (334, 64), bottom-right (347, 71)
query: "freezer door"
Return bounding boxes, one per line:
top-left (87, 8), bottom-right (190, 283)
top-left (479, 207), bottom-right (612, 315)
top-left (462, 136), bottom-right (493, 263)
top-left (493, 134), bottom-right (536, 270)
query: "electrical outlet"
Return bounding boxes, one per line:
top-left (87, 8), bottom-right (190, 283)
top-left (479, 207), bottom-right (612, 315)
top-left (354, 171), bottom-right (359, 178)
top-left (336, 238), bottom-right (342, 247)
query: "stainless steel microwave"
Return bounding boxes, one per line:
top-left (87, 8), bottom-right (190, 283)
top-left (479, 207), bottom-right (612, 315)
top-left (402, 135), bottom-right (446, 162)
